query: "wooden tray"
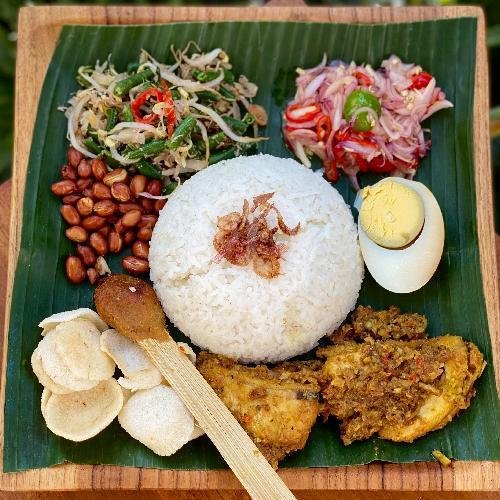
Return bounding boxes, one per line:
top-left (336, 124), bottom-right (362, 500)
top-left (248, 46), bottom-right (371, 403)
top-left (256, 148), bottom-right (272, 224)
top-left (1, 4), bottom-right (499, 492)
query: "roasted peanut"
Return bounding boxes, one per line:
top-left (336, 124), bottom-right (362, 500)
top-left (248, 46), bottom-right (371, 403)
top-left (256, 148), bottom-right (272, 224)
top-left (65, 226), bottom-right (88, 243)
top-left (132, 240), bottom-right (149, 260)
top-left (87, 267), bottom-right (99, 285)
top-left (137, 227), bottom-right (153, 241)
top-left (108, 231), bottom-right (123, 253)
top-left (123, 230), bottom-right (136, 246)
top-left (92, 182), bottom-right (112, 200)
top-left (82, 188), bottom-right (94, 198)
top-left (60, 164), bottom-right (77, 181)
top-left (140, 197), bottom-right (155, 213)
top-left (76, 178), bottom-right (92, 192)
top-left (111, 182), bottom-right (131, 203)
top-left (103, 168), bottom-right (128, 187)
top-left (67, 147), bottom-right (83, 168)
top-left (130, 174), bottom-right (147, 196)
top-left (51, 180), bottom-right (76, 197)
top-left (62, 194), bottom-right (81, 205)
top-left (93, 199), bottom-right (117, 217)
top-left (60, 204), bottom-right (81, 225)
top-left (76, 197), bottom-right (94, 216)
top-left (114, 219), bottom-right (126, 234)
top-left (65, 255), bottom-right (86, 284)
top-left (154, 199), bottom-right (166, 211)
top-left (91, 158), bottom-right (108, 180)
top-left (146, 179), bottom-right (162, 196)
top-left (138, 214), bottom-right (158, 229)
top-left (89, 232), bottom-right (109, 256)
top-left (121, 209), bottom-right (142, 227)
top-left (122, 255), bottom-right (149, 275)
top-left (98, 226), bottom-right (111, 237)
top-left (118, 202), bottom-right (143, 214)
top-left (77, 159), bottom-right (92, 178)
top-left (76, 244), bottom-right (97, 267)
top-left (247, 103), bottom-right (268, 126)
top-left (82, 215), bottom-right (106, 231)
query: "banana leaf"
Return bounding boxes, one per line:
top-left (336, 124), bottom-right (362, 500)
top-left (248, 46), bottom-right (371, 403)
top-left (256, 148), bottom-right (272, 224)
top-left (4, 19), bottom-right (500, 472)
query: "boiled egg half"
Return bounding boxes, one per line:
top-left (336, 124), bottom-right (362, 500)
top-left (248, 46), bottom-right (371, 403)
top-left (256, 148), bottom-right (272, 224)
top-left (355, 178), bottom-right (444, 293)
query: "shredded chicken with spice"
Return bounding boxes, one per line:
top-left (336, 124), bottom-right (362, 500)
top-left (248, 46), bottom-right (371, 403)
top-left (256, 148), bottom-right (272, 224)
top-left (329, 305), bottom-right (428, 343)
top-left (213, 192), bottom-right (300, 278)
top-left (319, 307), bottom-right (485, 445)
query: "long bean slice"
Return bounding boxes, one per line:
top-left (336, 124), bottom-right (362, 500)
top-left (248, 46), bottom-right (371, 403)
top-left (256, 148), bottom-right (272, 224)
top-left (127, 140), bottom-right (168, 160)
top-left (195, 131), bottom-right (227, 153)
top-left (222, 116), bottom-right (251, 135)
top-left (83, 137), bottom-right (102, 155)
top-left (166, 116), bottom-right (197, 150)
top-left (195, 90), bottom-right (220, 102)
top-left (192, 69), bottom-right (221, 83)
top-left (208, 146), bottom-right (236, 165)
top-left (242, 113), bottom-right (256, 125)
top-left (105, 108), bottom-right (118, 131)
top-left (98, 149), bottom-right (120, 168)
top-left (162, 181), bottom-right (178, 195)
top-left (136, 159), bottom-right (163, 179)
top-left (121, 104), bottom-right (134, 122)
top-left (170, 88), bottom-right (181, 100)
top-left (219, 86), bottom-right (235, 100)
top-left (223, 68), bottom-right (235, 84)
top-left (113, 68), bottom-right (155, 98)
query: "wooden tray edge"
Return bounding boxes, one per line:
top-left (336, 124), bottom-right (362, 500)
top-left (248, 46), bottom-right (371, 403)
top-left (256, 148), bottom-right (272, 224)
top-left (1, 4), bottom-right (498, 492)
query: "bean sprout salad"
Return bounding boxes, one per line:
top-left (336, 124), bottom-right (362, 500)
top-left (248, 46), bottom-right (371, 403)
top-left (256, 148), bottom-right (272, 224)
top-left (62, 43), bottom-right (267, 196)
top-left (283, 55), bottom-right (453, 190)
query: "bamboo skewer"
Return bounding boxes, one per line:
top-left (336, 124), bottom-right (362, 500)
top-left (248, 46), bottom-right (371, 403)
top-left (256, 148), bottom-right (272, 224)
top-left (95, 274), bottom-right (296, 500)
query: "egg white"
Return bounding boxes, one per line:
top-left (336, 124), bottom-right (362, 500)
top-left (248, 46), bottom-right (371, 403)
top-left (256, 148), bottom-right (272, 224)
top-left (358, 178), bottom-right (444, 294)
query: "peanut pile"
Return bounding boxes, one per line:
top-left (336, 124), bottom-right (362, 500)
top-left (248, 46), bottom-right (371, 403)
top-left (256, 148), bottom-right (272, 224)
top-left (51, 147), bottom-right (165, 284)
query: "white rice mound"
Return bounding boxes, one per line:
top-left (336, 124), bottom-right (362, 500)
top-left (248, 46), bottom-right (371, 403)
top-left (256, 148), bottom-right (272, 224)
top-left (150, 155), bottom-right (363, 363)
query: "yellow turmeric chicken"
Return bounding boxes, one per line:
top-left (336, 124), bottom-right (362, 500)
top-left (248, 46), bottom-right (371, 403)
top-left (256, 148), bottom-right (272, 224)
top-left (197, 352), bottom-right (321, 468)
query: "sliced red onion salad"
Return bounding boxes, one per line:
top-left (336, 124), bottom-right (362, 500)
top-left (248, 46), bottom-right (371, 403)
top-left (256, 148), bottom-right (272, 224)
top-left (283, 55), bottom-right (453, 190)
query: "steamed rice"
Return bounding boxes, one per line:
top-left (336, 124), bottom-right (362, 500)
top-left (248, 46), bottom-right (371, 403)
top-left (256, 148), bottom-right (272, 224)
top-left (150, 155), bottom-right (363, 363)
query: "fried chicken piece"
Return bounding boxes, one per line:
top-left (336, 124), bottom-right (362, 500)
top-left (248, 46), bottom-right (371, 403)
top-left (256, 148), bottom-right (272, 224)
top-left (329, 305), bottom-right (428, 343)
top-left (317, 336), bottom-right (485, 445)
top-left (197, 352), bottom-right (321, 468)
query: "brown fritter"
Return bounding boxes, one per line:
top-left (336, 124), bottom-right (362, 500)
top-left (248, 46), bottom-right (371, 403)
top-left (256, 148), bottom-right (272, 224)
top-left (318, 336), bottom-right (485, 445)
top-left (196, 352), bottom-right (321, 468)
top-left (329, 305), bottom-right (428, 343)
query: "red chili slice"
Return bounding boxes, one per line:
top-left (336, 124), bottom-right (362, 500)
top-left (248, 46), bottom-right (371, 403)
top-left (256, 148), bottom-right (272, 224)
top-left (131, 87), bottom-right (164, 124)
top-left (323, 160), bottom-right (340, 183)
top-left (131, 81), bottom-right (176, 136)
top-left (160, 81), bottom-right (176, 137)
top-left (409, 71), bottom-right (433, 90)
top-left (355, 71), bottom-right (372, 86)
top-left (316, 114), bottom-right (332, 142)
top-left (367, 155), bottom-right (394, 174)
top-left (285, 103), bottom-right (321, 122)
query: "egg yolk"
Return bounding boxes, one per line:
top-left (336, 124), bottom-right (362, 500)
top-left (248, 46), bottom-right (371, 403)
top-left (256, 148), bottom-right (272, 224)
top-left (359, 180), bottom-right (425, 249)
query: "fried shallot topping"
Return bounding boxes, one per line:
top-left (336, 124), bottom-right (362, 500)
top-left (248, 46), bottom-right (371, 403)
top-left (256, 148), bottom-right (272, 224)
top-left (213, 192), bottom-right (300, 279)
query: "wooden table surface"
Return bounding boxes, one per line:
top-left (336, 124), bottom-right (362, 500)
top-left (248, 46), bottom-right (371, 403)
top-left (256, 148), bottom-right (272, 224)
top-left (1, 4), bottom-right (499, 497)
